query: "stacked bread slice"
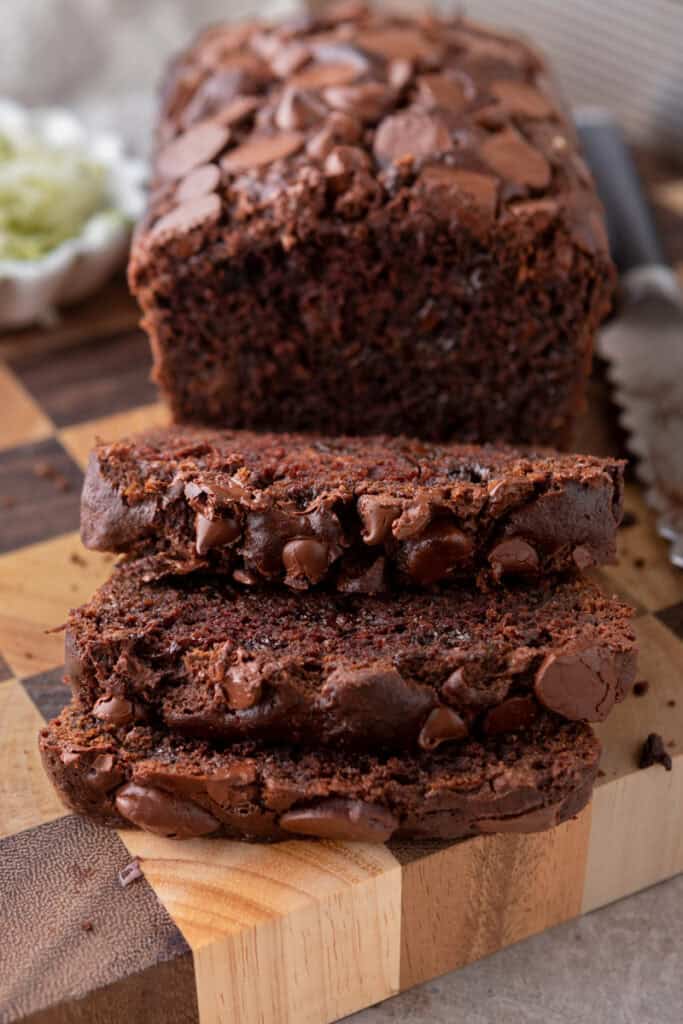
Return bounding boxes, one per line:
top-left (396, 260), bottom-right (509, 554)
top-left (40, 429), bottom-right (636, 842)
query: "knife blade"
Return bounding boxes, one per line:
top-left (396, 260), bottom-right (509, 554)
top-left (576, 108), bottom-right (683, 568)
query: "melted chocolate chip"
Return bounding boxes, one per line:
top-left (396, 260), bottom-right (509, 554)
top-left (195, 512), bottom-right (241, 555)
top-left (84, 753), bottom-right (124, 792)
top-left (115, 783), bottom-right (220, 838)
top-left (418, 706), bottom-right (468, 749)
top-left (224, 653), bottom-right (263, 710)
top-left (489, 80), bottom-right (554, 118)
top-left (92, 695), bottom-right (134, 726)
top-left (417, 73), bottom-right (467, 111)
top-left (374, 109), bottom-right (453, 165)
top-left (356, 26), bottom-right (440, 63)
top-left (157, 122), bottom-right (230, 180)
top-left (319, 661), bottom-right (433, 743)
top-left (324, 82), bottom-right (395, 121)
top-left (275, 87), bottom-right (327, 131)
top-left (289, 61), bottom-right (361, 91)
top-left (176, 163), bottom-right (221, 203)
top-left (402, 519), bottom-right (473, 584)
top-left (481, 128), bottom-right (551, 189)
top-left (357, 494), bottom-right (401, 545)
top-left (150, 193), bottom-right (221, 241)
top-left (280, 798), bottom-right (398, 842)
top-left (489, 537), bottom-right (539, 579)
top-left (205, 763), bottom-right (258, 803)
top-left (282, 537), bottom-right (329, 587)
top-left (221, 131), bottom-right (305, 172)
top-left (535, 647), bottom-right (618, 721)
top-left (419, 166), bottom-right (498, 215)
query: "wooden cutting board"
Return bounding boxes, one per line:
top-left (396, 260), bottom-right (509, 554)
top-left (1, 167), bottom-right (683, 1024)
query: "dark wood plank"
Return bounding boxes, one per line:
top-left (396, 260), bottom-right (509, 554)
top-left (0, 439), bottom-right (83, 553)
top-left (22, 666), bottom-right (71, 722)
top-left (0, 815), bottom-right (193, 1023)
top-left (9, 331), bottom-right (156, 428)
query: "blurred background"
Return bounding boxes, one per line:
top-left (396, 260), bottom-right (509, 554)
top-left (2, 0), bottom-right (682, 157)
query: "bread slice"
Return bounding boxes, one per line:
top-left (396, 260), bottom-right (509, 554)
top-left (41, 704), bottom-right (600, 843)
top-left (82, 427), bottom-right (623, 591)
top-left (64, 558), bottom-right (636, 751)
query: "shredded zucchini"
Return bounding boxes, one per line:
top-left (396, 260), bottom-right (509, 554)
top-left (0, 132), bottom-right (114, 260)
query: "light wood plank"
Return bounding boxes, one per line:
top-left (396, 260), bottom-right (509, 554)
top-left (119, 833), bottom-right (401, 1024)
top-left (60, 402), bottom-right (169, 470)
top-left (398, 807), bottom-right (592, 990)
top-left (0, 362), bottom-right (53, 451)
top-left (600, 485), bottom-right (683, 611)
top-left (583, 761), bottom-right (683, 912)
top-left (0, 532), bottom-right (115, 678)
top-left (595, 614), bottom-right (683, 782)
top-left (0, 680), bottom-right (65, 836)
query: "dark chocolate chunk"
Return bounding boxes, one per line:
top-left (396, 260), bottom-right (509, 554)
top-left (639, 733), bottom-right (672, 771)
top-left (115, 783), bottom-right (221, 838)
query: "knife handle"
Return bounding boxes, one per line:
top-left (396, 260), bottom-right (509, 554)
top-left (575, 108), bottom-right (667, 274)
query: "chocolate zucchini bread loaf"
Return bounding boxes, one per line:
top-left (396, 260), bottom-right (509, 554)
top-left (40, 705), bottom-right (600, 842)
top-left (82, 427), bottom-right (624, 590)
top-left (64, 559), bottom-right (636, 751)
top-left (128, 5), bottom-right (614, 446)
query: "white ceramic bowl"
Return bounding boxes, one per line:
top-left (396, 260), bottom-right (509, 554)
top-left (0, 99), bottom-right (146, 329)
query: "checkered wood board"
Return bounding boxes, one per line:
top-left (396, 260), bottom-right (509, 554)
top-left (1, 167), bottom-right (683, 1024)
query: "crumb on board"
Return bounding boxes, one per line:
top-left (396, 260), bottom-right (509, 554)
top-left (81, 921), bottom-right (93, 932)
top-left (639, 733), bottom-right (673, 771)
top-left (632, 557), bottom-right (645, 569)
top-left (119, 859), bottom-right (143, 888)
top-left (667, 699), bottom-right (676, 707)
top-left (620, 511), bottom-right (637, 528)
top-left (632, 680), bottom-right (649, 697)
top-left (32, 460), bottom-right (72, 493)
top-left (69, 551), bottom-right (87, 567)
